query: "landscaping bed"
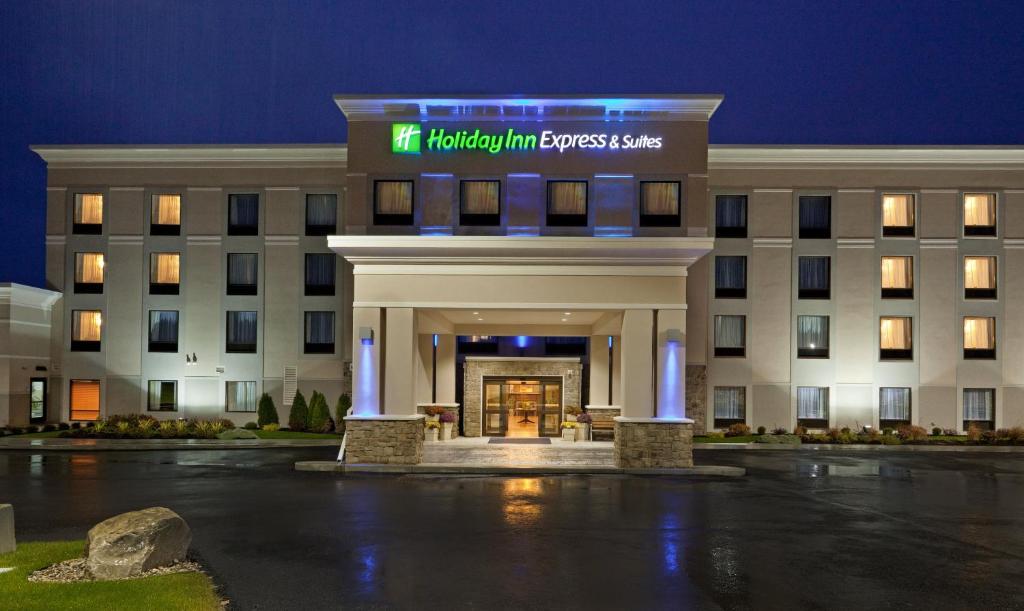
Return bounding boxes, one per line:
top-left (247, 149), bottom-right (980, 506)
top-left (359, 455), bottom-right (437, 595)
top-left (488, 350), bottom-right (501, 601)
top-left (695, 423), bottom-right (1024, 446)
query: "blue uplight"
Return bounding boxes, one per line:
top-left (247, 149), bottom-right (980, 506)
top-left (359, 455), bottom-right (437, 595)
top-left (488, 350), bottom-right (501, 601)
top-left (354, 343), bottom-right (378, 415)
top-left (608, 335), bottom-right (614, 348)
top-left (433, 334), bottom-right (439, 347)
top-left (516, 335), bottom-right (529, 348)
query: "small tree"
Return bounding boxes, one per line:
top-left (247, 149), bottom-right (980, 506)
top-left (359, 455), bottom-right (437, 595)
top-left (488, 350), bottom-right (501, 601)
top-left (257, 393), bottom-right (279, 428)
top-left (308, 391), bottom-right (331, 432)
top-left (288, 390), bottom-right (309, 431)
top-left (335, 394), bottom-right (351, 436)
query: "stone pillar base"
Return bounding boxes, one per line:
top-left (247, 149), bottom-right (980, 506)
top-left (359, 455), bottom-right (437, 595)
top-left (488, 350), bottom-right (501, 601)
top-left (343, 415), bottom-right (425, 464)
top-left (613, 416), bottom-right (694, 468)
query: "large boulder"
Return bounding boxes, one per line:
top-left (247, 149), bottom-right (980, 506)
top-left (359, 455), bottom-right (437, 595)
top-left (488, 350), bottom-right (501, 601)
top-left (85, 507), bottom-right (191, 580)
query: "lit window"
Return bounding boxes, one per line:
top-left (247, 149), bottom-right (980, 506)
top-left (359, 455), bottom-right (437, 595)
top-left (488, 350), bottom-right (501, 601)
top-left (150, 253), bottom-right (180, 294)
top-left (713, 387), bottom-right (746, 427)
top-left (963, 388), bottom-right (995, 430)
top-left (74, 253), bottom-right (105, 293)
top-left (228, 194), bottom-right (260, 235)
top-left (148, 311), bottom-right (179, 353)
top-left (639, 181), bottom-right (681, 227)
top-left (227, 381), bottom-right (257, 412)
top-left (798, 256), bottom-right (830, 299)
top-left (963, 193), bottom-right (996, 236)
top-left (714, 256), bottom-right (746, 299)
top-left (797, 387), bottom-right (829, 428)
top-left (71, 310), bottom-right (102, 351)
top-left (460, 180), bottom-right (501, 226)
top-left (151, 194), bottom-right (181, 235)
top-left (715, 195), bottom-right (747, 238)
top-left (147, 380), bottom-right (177, 412)
top-left (963, 316), bottom-right (996, 359)
top-left (305, 254), bottom-right (336, 296)
top-left (547, 181), bottom-right (588, 226)
top-left (880, 317), bottom-right (913, 360)
top-left (305, 194), bottom-right (338, 236)
top-left (881, 194), bottom-right (915, 236)
top-left (374, 181), bottom-right (414, 225)
top-left (713, 315), bottom-right (745, 357)
top-left (798, 196), bottom-right (831, 239)
top-left (227, 253), bottom-right (258, 295)
top-left (880, 388), bottom-right (911, 426)
top-left (304, 311), bottom-right (335, 354)
top-left (73, 193), bottom-right (103, 234)
top-left (964, 256), bottom-right (996, 299)
top-left (226, 311), bottom-right (257, 353)
top-left (70, 379), bottom-right (100, 421)
top-left (881, 256), bottom-right (913, 298)
top-left (797, 315), bottom-right (829, 358)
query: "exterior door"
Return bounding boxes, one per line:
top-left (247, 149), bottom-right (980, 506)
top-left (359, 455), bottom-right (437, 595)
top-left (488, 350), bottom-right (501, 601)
top-left (538, 379), bottom-right (562, 437)
top-left (29, 378), bottom-right (46, 423)
top-left (482, 378), bottom-right (507, 436)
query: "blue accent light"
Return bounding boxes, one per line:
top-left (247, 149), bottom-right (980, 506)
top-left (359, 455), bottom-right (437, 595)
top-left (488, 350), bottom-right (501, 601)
top-left (507, 226), bottom-right (540, 237)
top-left (354, 343), bottom-right (378, 415)
top-left (516, 335), bottom-right (529, 348)
top-left (594, 174), bottom-right (634, 179)
top-left (595, 226), bottom-right (634, 237)
top-left (507, 173), bottom-right (541, 178)
top-left (608, 335), bottom-right (614, 348)
top-left (660, 342), bottom-right (684, 419)
top-left (420, 225), bottom-right (453, 236)
top-left (433, 334), bottom-right (439, 347)
top-left (421, 172), bottom-right (454, 178)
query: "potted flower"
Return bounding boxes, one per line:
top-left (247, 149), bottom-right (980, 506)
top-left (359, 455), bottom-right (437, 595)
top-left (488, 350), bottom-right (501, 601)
top-left (424, 405), bottom-right (444, 422)
top-left (560, 421), bottom-right (577, 441)
top-left (574, 412), bottom-right (592, 441)
top-left (424, 419), bottom-right (440, 442)
top-left (565, 405), bottom-right (582, 422)
top-left (439, 410), bottom-right (456, 440)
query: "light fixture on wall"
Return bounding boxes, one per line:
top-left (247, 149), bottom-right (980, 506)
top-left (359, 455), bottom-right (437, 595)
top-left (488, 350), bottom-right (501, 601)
top-left (186, 354), bottom-right (191, 364)
top-left (186, 352), bottom-right (198, 365)
top-left (665, 329), bottom-right (683, 345)
top-left (360, 327), bottom-right (374, 346)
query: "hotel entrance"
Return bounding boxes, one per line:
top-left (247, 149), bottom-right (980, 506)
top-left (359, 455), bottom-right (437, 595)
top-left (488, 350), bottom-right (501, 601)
top-left (482, 376), bottom-right (563, 437)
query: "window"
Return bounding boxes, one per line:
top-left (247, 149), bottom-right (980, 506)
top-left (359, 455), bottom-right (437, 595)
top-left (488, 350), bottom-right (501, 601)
top-left (228, 194), bottom-right (260, 235)
top-left (147, 380), bottom-right (177, 411)
top-left (74, 253), bottom-right (105, 293)
top-left (70, 379), bottom-right (100, 421)
top-left (148, 311), bottom-right (179, 353)
top-left (964, 256), bottom-right (996, 299)
top-left (798, 195), bottom-right (831, 239)
top-left (305, 194), bottom-right (338, 236)
top-left (29, 378), bottom-right (46, 422)
top-left (714, 256), bottom-right (747, 299)
top-left (227, 381), bottom-right (257, 412)
top-left (226, 311), bottom-right (257, 353)
top-left (151, 194), bottom-right (181, 235)
top-left (715, 195), bottom-right (747, 238)
top-left (73, 193), bottom-right (103, 234)
top-left (150, 253), bottom-right (180, 294)
top-left (460, 180), bottom-right (501, 226)
top-left (304, 311), bottom-right (335, 354)
top-left (713, 387), bottom-right (746, 427)
top-left (227, 253), bottom-right (258, 295)
top-left (963, 388), bottom-right (995, 430)
top-left (374, 180), bottom-right (414, 225)
top-left (963, 193), bottom-right (996, 237)
top-left (880, 317), bottom-right (912, 360)
top-left (963, 316), bottom-right (995, 359)
top-left (797, 315), bottom-right (829, 358)
top-left (880, 387), bottom-right (911, 427)
top-left (798, 256), bottom-right (830, 299)
top-left (797, 387), bottom-right (829, 428)
top-left (881, 256), bottom-right (913, 298)
top-left (546, 181), bottom-right (588, 226)
top-left (713, 315), bottom-right (746, 357)
top-left (71, 310), bottom-right (102, 351)
top-left (305, 254), bottom-right (336, 296)
top-left (639, 181), bottom-right (681, 227)
top-left (881, 194), bottom-right (915, 237)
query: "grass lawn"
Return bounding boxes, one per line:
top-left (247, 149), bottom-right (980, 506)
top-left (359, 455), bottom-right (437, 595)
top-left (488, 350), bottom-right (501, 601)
top-left (0, 540), bottom-right (221, 611)
top-left (693, 435), bottom-right (759, 444)
top-left (253, 429), bottom-right (341, 439)
top-left (8, 430), bottom-right (64, 439)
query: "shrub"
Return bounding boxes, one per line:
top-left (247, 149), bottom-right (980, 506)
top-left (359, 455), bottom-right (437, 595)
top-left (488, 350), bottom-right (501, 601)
top-left (137, 419), bottom-right (156, 434)
top-left (725, 423), bottom-right (752, 437)
top-left (335, 394), bottom-right (351, 435)
top-left (42, 424), bottom-right (56, 432)
top-left (244, 421), bottom-right (259, 430)
top-left (193, 420), bottom-right (215, 439)
top-left (58, 422), bottom-right (70, 431)
top-left (882, 427), bottom-right (895, 436)
top-left (174, 419), bottom-right (189, 435)
top-left (932, 427), bottom-right (943, 436)
top-left (756, 434), bottom-right (801, 445)
top-left (321, 417), bottom-right (336, 434)
top-left (257, 393), bottom-right (279, 427)
top-left (307, 391), bottom-right (331, 432)
top-left (288, 391), bottom-right (309, 431)
top-left (7, 427), bottom-right (23, 436)
top-left (218, 428), bottom-right (259, 440)
top-left (881, 434), bottom-right (901, 445)
top-left (793, 425), bottom-right (807, 436)
top-left (1007, 427), bottom-right (1024, 442)
top-left (71, 422), bottom-right (81, 430)
top-left (263, 423), bottom-right (280, 432)
top-left (756, 426), bottom-right (767, 435)
top-left (159, 421), bottom-right (175, 437)
top-left (574, 412), bottom-right (592, 425)
top-left (706, 430), bottom-right (725, 440)
top-left (897, 425), bottom-right (928, 442)
top-left (943, 428), bottom-right (958, 436)
top-left (981, 430), bottom-right (997, 443)
top-left (771, 427), bottom-right (788, 435)
top-left (210, 421), bottom-right (226, 435)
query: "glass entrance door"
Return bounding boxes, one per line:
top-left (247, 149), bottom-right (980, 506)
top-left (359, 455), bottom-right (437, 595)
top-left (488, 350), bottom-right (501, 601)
top-left (482, 379), bottom-right (507, 436)
top-left (538, 380), bottom-right (563, 437)
top-left (29, 378), bottom-right (46, 423)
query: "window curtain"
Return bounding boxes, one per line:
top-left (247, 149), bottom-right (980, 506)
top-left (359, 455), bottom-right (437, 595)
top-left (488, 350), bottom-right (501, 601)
top-left (227, 311), bottom-right (258, 345)
top-left (227, 381), bottom-right (257, 412)
top-left (305, 254), bottom-right (335, 287)
top-left (715, 256), bottom-right (746, 290)
top-left (228, 253), bottom-right (257, 286)
top-left (462, 181), bottom-right (500, 214)
top-left (881, 256), bottom-right (912, 288)
top-left (964, 317), bottom-right (995, 349)
top-left (75, 194), bottom-right (103, 224)
top-left (797, 315), bottom-right (829, 349)
top-left (150, 253), bottom-right (180, 284)
top-left (70, 380), bottom-right (100, 421)
top-left (880, 388), bottom-right (910, 420)
top-left (375, 181), bottom-right (413, 215)
top-left (306, 194), bottom-right (337, 226)
top-left (641, 182), bottom-right (680, 216)
top-left (73, 310), bottom-right (102, 341)
top-left (229, 194), bottom-right (259, 227)
top-left (715, 195), bottom-right (747, 228)
top-left (799, 196), bottom-right (831, 230)
top-left (882, 194), bottom-right (914, 227)
top-left (152, 194), bottom-right (181, 225)
top-left (148, 381), bottom-right (176, 411)
top-left (797, 387), bottom-right (828, 419)
top-left (963, 389), bottom-right (994, 421)
top-left (304, 311), bottom-right (334, 345)
top-left (714, 387), bottom-right (745, 419)
top-left (880, 317), bottom-right (911, 350)
top-left (714, 315), bottom-right (745, 348)
top-left (548, 182), bottom-right (587, 215)
top-left (75, 253), bottom-right (105, 283)
top-left (964, 194), bottom-right (995, 226)
top-left (964, 257), bottom-right (996, 289)
top-left (149, 311), bottom-right (179, 343)
top-left (799, 257), bottom-right (830, 290)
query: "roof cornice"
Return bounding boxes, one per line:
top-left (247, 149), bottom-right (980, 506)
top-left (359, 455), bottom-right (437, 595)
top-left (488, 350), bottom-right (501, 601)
top-left (30, 145), bottom-right (348, 168)
top-left (708, 145), bottom-right (1024, 170)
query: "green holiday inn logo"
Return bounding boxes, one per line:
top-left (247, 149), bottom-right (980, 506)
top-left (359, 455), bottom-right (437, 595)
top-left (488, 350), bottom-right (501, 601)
top-left (392, 123), bottom-right (421, 154)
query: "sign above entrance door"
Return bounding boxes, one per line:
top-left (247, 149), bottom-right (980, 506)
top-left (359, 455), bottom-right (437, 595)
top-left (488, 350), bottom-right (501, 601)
top-left (392, 122), bottom-right (663, 155)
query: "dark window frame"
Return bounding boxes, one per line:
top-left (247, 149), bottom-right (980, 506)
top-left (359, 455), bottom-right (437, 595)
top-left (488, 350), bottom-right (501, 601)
top-left (459, 180), bottom-right (502, 226)
top-left (228, 193), bottom-right (260, 236)
top-left (546, 180), bottom-right (589, 227)
top-left (226, 253), bottom-right (259, 296)
top-left (714, 256), bottom-right (747, 299)
top-left (715, 195), bottom-right (748, 238)
top-left (147, 380), bottom-right (178, 412)
top-left (304, 193), bottom-right (338, 236)
top-left (798, 256), bottom-right (831, 300)
top-left (713, 315), bottom-right (746, 358)
top-left (798, 195), bottom-right (832, 240)
top-left (148, 310), bottom-right (179, 353)
top-left (797, 315), bottom-right (830, 359)
top-left (226, 311), bottom-right (258, 353)
top-left (373, 180), bottom-right (415, 226)
top-left (304, 253), bottom-right (336, 296)
top-left (303, 311), bottom-right (336, 355)
top-left (638, 181), bottom-right (682, 228)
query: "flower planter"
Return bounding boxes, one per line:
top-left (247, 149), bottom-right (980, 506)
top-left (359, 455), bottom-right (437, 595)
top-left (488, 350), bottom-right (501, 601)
top-left (425, 428), bottom-right (439, 442)
top-left (441, 422), bottom-right (453, 441)
top-left (561, 428), bottom-right (576, 442)
top-left (575, 423), bottom-right (591, 441)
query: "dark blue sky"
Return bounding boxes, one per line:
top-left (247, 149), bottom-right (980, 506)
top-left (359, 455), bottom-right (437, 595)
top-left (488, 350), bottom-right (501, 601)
top-left (3, 1), bottom-right (1022, 287)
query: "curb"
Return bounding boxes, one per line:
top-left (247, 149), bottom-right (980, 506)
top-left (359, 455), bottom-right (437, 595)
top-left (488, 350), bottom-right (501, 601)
top-left (0, 438), bottom-right (340, 451)
top-left (694, 442), bottom-right (1024, 453)
top-left (294, 461), bottom-right (746, 477)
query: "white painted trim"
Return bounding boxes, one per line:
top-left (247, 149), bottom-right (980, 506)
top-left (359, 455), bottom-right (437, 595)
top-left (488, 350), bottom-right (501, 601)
top-left (109, 186), bottom-right (145, 192)
top-left (0, 354), bottom-right (51, 360)
top-left (187, 187), bottom-right (224, 192)
top-left (0, 319), bottom-right (52, 328)
top-left (920, 189), bottom-right (960, 194)
top-left (752, 188), bottom-right (793, 193)
top-left (45, 186), bottom-right (67, 191)
top-left (264, 186), bottom-right (300, 191)
top-left (1005, 190), bottom-right (1024, 194)
top-left (1003, 239), bottom-right (1024, 249)
top-left (837, 238), bottom-right (876, 249)
top-left (709, 146), bottom-right (1024, 168)
top-left (920, 238), bottom-right (959, 249)
top-left (344, 414), bottom-right (425, 421)
top-left (31, 145), bottom-right (348, 167)
top-left (352, 301), bottom-right (686, 310)
top-left (614, 416), bottom-right (694, 424)
top-left (45, 236), bottom-right (66, 245)
top-left (352, 264), bottom-right (687, 277)
top-left (752, 238), bottom-right (793, 248)
top-left (837, 188), bottom-right (876, 193)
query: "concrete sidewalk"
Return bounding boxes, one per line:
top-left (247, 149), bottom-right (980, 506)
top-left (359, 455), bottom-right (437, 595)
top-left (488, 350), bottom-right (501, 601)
top-left (0, 437), bottom-right (340, 451)
top-left (696, 442), bottom-right (1024, 452)
top-left (296, 461), bottom-right (745, 477)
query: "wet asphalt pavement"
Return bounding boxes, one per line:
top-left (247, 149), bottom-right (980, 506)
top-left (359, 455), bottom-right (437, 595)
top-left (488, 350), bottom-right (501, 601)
top-left (2, 448), bottom-right (1023, 610)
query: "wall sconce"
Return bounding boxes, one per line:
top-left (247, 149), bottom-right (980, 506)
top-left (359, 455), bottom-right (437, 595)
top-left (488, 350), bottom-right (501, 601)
top-left (665, 329), bottom-right (683, 345)
top-left (186, 352), bottom-right (198, 365)
top-left (360, 327), bottom-right (374, 346)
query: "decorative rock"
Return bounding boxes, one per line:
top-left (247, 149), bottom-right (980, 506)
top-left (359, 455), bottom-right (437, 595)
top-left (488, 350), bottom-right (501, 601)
top-left (85, 507), bottom-right (191, 580)
top-left (0, 504), bottom-right (15, 554)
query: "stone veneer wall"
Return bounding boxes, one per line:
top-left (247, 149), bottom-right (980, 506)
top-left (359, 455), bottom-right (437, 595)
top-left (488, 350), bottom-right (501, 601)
top-left (463, 359), bottom-right (582, 437)
top-left (613, 419), bottom-right (694, 468)
top-left (686, 364), bottom-right (707, 435)
top-left (343, 417), bottom-right (424, 464)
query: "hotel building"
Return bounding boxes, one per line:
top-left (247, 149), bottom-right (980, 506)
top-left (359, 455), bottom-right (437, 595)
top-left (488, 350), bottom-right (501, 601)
top-left (4, 95), bottom-right (1024, 454)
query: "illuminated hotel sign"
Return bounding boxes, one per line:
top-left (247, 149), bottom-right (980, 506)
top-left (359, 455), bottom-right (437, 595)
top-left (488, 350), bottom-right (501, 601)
top-left (391, 122), bottom-right (662, 155)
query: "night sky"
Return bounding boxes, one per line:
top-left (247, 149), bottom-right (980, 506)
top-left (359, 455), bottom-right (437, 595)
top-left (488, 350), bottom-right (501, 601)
top-left (3, 1), bottom-right (1022, 287)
